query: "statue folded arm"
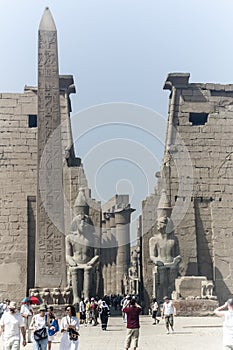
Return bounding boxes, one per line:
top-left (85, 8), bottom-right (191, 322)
top-left (66, 236), bottom-right (77, 266)
top-left (149, 237), bottom-right (165, 266)
top-left (87, 255), bottom-right (99, 267)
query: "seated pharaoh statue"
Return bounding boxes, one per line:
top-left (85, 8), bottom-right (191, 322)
top-left (66, 189), bottom-right (99, 305)
top-left (149, 215), bottom-right (181, 301)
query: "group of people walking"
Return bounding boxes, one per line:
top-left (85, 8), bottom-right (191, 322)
top-left (79, 297), bottom-right (110, 329)
top-left (0, 299), bottom-right (77, 350)
top-left (0, 296), bottom-right (112, 350)
top-left (0, 294), bottom-right (174, 350)
top-left (2, 294), bottom-right (233, 350)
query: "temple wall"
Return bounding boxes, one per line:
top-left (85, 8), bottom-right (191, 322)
top-left (0, 85), bottom-right (99, 301)
top-left (162, 75), bottom-right (233, 303)
top-left (0, 89), bottom-right (37, 300)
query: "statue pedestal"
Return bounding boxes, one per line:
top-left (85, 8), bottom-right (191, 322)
top-left (173, 299), bottom-right (219, 316)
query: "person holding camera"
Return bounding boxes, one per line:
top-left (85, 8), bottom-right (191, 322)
top-left (214, 298), bottom-right (233, 349)
top-left (122, 297), bottom-right (142, 350)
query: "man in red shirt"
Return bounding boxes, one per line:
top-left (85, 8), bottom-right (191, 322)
top-left (122, 298), bottom-right (142, 350)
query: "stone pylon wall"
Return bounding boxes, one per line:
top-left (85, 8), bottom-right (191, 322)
top-left (0, 83), bottom-right (101, 302)
top-left (162, 74), bottom-right (233, 303)
top-left (0, 89), bottom-right (37, 301)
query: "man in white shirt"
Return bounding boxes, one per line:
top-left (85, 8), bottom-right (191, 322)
top-left (20, 297), bottom-right (33, 342)
top-left (0, 301), bottom-right (26, 349)
top-left (161, 296), bottom-right (176, 334)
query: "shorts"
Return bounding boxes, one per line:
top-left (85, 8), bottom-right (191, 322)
top-left (124, 328), bottom-right (139, 349)
top-left (80, 311), bottom-right (86, 320)
top-left (165, 314), bottom-right (174, 328)
top-left (48, 335), bottom-right (54, 342)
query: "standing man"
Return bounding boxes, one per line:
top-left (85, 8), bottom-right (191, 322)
top-left (20, 297), bottom-right (33, 342)
top-left (161, 296), bottom-right (176, 334)
top-left (122, 297), bottom-right (141, 350)
top-left (214, 298), bottom-right (233, 349)
top-left (0, 301), bottom-right (26, 349)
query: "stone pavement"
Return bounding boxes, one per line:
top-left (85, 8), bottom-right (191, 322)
top-left (0, 315), bottom-right (224, 350)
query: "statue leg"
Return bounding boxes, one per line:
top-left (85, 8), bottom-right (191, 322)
top-left (71, 268), bottom-right (82, 304)
top-left (158, 266), bottom-right (169, 300)
top-left (168, 266), bottom-right (179, 296)
top-left (83, 267), bottom-right (92, 299)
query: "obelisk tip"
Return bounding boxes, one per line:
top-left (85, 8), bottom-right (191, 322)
top-left (39, 7), bottom-right (56, 31)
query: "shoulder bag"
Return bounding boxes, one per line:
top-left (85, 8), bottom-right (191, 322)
top-left (34, 314), bottom-right (48, 341)
top-left (66, 317), bottom-right (79, 341)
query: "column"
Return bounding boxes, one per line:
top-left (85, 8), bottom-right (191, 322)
top-left (115, 207), bottom-right (135, 295)
top-left (109, 213), bottom-right (117, 292)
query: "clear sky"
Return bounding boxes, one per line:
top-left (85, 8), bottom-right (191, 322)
top-left (1, 0), bottom-right (233, 240)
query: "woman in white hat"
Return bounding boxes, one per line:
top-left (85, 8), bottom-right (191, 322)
top-left (30, 303), bottom-right (48, 350)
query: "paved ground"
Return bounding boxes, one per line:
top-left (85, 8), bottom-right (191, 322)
top-left (0, 315), bottom-right (224, 350)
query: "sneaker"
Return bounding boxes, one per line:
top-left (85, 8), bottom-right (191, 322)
top-left (171, 329), bottom-right (175, 334)
top-left (156, 319), bottom-right (160, 324)
top-left (166, 330), bottom-right (170, 334)
top-left (152, 322), bottom-right (156, 325)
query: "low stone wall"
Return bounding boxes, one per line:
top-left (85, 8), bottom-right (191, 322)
top-left (173, 299), bottom-right (219, 316)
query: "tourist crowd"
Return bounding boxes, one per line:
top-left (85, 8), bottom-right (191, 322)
top-left (4, 293), bottom-right (233, 350)
top-left (0, 294), bottom-right (128, 350)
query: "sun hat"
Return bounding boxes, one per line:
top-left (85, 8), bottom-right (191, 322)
top-left (39, 303), bottom-right (47, 311)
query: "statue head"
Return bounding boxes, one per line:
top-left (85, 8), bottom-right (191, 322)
top-left (75, 214), bottom-right (94, 235)
top-left (157, 216), bottom-right (168, 235)
top-left (157, 215), bottom-right (174, 235)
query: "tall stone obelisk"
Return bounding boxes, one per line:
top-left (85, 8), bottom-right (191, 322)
top-left (36, 7), bottom-right (66, 287)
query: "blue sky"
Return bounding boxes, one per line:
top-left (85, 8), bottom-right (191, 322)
top-left (1, 0), bottom-right (233, 239)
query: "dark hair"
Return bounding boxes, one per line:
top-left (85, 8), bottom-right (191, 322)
top-left (130, 299), bottom-right (136, 306)
top-left (49, 306), bottom-right (54, 311)
top-left (65, 304), bottom-right (76, 317)
top-left (227, 298), bottom-right (233, 306)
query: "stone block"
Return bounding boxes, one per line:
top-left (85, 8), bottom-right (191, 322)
top-left (181, 102), bottom-right (212, 114)
top-left (0, 99), bottom-right (17, 107)
top-left (173, 299), bottom-right (218, 316)
top-left (175, 276), bottom-right (207, 298)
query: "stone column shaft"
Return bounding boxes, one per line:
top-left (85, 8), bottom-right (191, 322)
top-left (105, 216), bottom-right (112, 294)
top-left (115, 208), bottom-right (135, 295)
top-left (110, 214), bottom-right (116, 292)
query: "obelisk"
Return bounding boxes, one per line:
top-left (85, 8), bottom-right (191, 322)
top-left (36, 7), bottom-right (66, 287)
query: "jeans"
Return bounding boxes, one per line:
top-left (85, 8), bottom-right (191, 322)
top-left (33, 337), bottom-right (48, 350)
